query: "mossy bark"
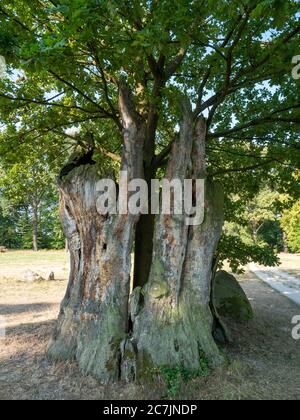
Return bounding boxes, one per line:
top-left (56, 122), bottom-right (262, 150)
top-left (132, 108), bottom-right (224, 374)
top-left (47, 85), bottom-right (145, 383)
top-left (47, 164), bottom-right (138, 383)
top-left (132, 182), bottom-right (224, 374)
top-left (49, 95), bottom-right (225, 383)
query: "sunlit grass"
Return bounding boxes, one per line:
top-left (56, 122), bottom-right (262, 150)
top-left (0, 250), bottom-right (68, 265)
top-left (0, 250), bottom-right (69, 282)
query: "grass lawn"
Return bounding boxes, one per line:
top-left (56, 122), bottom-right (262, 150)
top-left (0, 250), bottom-right (69, 282)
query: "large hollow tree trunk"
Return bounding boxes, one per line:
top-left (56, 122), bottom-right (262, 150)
top-left (49, 92), bottom-right (224, 383)
top-left (47, 84), bottom-right (145, 383)
top-left (131, 102), bottom-right (224, 375)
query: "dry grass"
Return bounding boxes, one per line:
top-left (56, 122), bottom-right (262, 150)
top-left (0, 251), bottom-right (300, 400)
top-left (0, 250), bottom-right (69, 282)
top-left (181, 271), bottom-right (300, 400)
top-left (278, 253), bottom-right (300, 277)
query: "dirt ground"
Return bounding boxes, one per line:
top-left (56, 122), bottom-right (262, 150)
top-left (0, 251), bottom-right (299, 400)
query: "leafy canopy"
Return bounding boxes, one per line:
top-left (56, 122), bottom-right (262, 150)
top-left (0, 0), bottom-right (299, 264)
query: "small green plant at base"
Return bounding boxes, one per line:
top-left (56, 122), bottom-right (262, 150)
top-left (158, 355), bottom-right (210, 398)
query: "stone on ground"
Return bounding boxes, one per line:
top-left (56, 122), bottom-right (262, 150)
top-left (47, 272), bottom-right (55, 281)
top-left (22, 269), bottom-right (45, 282)
top-left (213, 270), bottom-right (253, 321)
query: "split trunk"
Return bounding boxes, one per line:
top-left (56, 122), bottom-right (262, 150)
top-left (48, 93), bottom-right (224, 383)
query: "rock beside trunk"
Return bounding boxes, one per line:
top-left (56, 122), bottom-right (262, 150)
top-left (213, 271), bottom-right (253, 321)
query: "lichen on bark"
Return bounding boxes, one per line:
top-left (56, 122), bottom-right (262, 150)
top-left (48, 84), bottom-right (145, 383)
top-left (131, 102), bottom-right (224, 375)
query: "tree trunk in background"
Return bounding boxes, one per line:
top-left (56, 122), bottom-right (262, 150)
top-left (283, 231), bottom-right (289, 253)
top-left (47, 85), bottom-right (145, 383)
top-left (32, 204), bottom-right (38, 252)
top-left (132, 104), bottom-right (224, 375)
top-left (49, 94), bottom-right (224, 383)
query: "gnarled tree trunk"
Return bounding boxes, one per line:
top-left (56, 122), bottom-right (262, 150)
top-left (47, 84), bottom-right (145, 383)
top-left (48, 93), bottom-right (224, 383)
top-left (131, 103), bottom-right (224, 375)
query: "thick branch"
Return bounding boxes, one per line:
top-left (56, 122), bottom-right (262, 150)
top-left (211, 159), bottom-right (278, 177)
top-left (153, 136), bottom-right (177, 169)
top-left (209, 111), bottom-right (300, 140)
top-left (118, 82), bottom-right (145, 179)
top-left (165, 47), bottom-right (188, 80)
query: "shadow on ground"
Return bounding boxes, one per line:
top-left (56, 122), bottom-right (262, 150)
top-left (0, 272), bottom-right (300, 400)
top-left (0, 303), bottom-right (57, 316)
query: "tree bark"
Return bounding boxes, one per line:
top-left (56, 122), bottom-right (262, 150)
top-left (32, 203), bottom-right (38, 252)
top-left (49, 94), bottom-right (224, 383)
top-left (131, 104), bottom-right (224, 375)
top-left (47, 84), bottom-right (145, 383)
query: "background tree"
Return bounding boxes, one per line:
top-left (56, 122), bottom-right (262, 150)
top-left (0, 136), bottom-right (66, 250)
top-left (0, 195), bottom-right (22, 248)
top-left (221, 188), bottom-right (289, 272)
top-left (281, 200), bottom-right (300, 253)
top-left (0, 0), bottom-right (299, 382)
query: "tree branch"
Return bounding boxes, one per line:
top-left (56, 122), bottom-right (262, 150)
top-left (209, 105), bottom-right (300, 139)
top-left (154, 135), bottom-right (178, 169)
top-left (165, 47), bottom-right (188, 80)
top-left (48, 70), bottom-right (114, 117)
top-left (195, 22), bottom-right (300, 118)
top-left (210, 159), bottom-right (275, 176)
top-left (0, 92), bottom-right (102, 114)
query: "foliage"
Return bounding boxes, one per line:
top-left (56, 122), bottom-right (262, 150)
top-left (0, 0), bottom-right (299, 262)
top-left (159, 355), bottom-right (210, 398)
top-left (0, 137), bottom-right (66, 249)
top-left (220, 188), bottom-right (292, 271)
top-left (219, 235), bottom-right (280, 273)
top-left (0, 192), bottom-right (64, 250)
top-left (0, 199), bottom-right (22, 248)
top-left (281, 200), bottom-right (300, 253)
top-left (259, 220), bottom-right (284, 251)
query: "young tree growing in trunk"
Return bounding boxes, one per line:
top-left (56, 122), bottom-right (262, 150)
top-left (1, 1), bottom-right (299, 383)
